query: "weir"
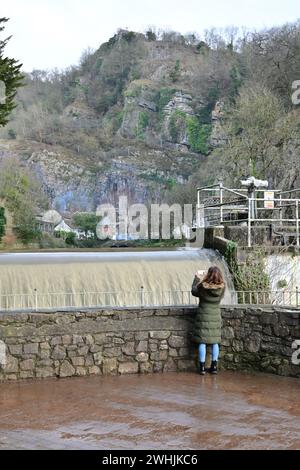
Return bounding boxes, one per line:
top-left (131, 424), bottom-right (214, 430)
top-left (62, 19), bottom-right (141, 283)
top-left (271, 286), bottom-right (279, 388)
top-left (0, 248), bottom-right (235, 310)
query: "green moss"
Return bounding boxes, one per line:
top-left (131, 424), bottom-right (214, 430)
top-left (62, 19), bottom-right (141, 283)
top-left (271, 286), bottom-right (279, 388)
top-left (136, 111), bottom-right (150, 138)
top-left (154, 88), bottom-right (176, 120)
top-left (168, 110), bottom-right (212, 153)
top-left (187, 117), bottom-right (211, 154)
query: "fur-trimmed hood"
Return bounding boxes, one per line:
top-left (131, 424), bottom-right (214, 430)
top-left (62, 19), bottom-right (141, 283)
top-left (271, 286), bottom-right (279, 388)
top-left (201, 282), bottom-right (225, 290)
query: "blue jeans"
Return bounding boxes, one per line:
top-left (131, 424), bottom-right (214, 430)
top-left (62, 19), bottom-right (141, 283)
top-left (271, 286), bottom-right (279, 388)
top-left (198, 343), bottom-right (219, 362)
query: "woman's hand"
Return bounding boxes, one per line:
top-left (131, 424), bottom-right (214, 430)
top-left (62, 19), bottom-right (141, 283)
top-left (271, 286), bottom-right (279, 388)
top-left (195, 270), bottom-right (205, 280)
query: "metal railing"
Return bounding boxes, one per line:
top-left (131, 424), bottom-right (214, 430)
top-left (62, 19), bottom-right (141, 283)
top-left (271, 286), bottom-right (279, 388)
top-left (196, 183), bottom-right (300, 248)
top-left (0, 289), bottom-right (198, 311)
top-left (235, 289), bottom-right (299, 306)
top-left (0, 288), bottom-right (299, 312)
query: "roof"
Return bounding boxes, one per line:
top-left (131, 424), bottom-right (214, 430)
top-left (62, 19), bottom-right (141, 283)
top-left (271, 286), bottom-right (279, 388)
top-left (54, 220), bottom-right (73, 232)
top-left (41, 210), bottom-right (62, 225)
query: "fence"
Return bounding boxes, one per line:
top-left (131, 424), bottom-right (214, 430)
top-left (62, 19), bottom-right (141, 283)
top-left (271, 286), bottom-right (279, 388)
top-left (0, 288), bottom-right (298, 312)
top-left (196, 183), bottom-right (300, 247)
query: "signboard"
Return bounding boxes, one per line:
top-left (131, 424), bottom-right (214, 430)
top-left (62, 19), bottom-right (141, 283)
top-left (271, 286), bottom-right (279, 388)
top-left (264, 191), bottom-right (274, 209)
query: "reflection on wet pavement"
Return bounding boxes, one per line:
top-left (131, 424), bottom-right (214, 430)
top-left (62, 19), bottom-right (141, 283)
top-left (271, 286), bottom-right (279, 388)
top-left (0, 371), bottom-right (299, 449)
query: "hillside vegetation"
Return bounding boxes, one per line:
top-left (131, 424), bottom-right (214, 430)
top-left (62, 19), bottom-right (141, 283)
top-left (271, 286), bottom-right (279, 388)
top-left (1, 23), bottom-right (300, 216)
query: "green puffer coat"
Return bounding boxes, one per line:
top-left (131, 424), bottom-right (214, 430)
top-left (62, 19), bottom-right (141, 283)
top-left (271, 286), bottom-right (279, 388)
top-left (191, 277), bottom-right (225, 344)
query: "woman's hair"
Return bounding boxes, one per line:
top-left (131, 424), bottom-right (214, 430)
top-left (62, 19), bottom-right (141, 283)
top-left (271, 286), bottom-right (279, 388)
top-left (202, 266), bottom-right (224, 285)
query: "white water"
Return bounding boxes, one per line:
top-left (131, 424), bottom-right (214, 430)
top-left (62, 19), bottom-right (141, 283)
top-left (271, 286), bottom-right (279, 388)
top-left (0, 249), bottom-right (235, 309)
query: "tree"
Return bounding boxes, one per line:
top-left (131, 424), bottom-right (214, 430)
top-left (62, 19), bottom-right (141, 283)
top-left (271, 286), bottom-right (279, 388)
top-left (0, 207), bottom-right (6, 241)
top-left (0, 157), bottom-right (47, 243)
top-left (0, 17), bottom-right (24, 126)
top-left (212, 83), bottom-right (284, 183)
top-left (72, 213), bottom-right (101, 238)
top-left (169, 60), bottom-right (181, 83)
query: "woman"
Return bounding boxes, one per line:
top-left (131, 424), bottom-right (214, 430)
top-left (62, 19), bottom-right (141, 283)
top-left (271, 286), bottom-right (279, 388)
top-left (191, 266), bottom-right (225, 375)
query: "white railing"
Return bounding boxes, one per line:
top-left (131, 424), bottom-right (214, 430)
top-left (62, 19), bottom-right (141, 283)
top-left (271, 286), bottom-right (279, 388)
top-left (196, 184), bottom-right (300, 247)
top-left (235, 289), bottom-right (299, 306)
top-left (0, 289), bottom-right (299, 312)
top-left (0, 290), bottom-right (199, 311)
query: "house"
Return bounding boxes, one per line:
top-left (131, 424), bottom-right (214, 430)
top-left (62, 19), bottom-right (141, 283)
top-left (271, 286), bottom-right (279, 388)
top-left (36, 210), bottom-right (62, 234)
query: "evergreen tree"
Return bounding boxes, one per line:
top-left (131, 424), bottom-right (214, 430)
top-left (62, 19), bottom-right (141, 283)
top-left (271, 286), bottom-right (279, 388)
top-left (0, 17), bottom-right (24, 126)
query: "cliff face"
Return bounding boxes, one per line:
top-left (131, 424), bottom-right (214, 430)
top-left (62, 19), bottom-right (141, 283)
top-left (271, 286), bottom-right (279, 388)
top-left (0, 30), bottom-right (229, 211)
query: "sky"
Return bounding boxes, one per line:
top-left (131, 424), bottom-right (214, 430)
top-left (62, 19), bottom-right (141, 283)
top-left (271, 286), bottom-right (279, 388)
top-left (1, 0), bottom-right (300, 72)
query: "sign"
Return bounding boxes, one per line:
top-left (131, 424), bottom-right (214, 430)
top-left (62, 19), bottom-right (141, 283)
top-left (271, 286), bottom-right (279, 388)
top-left (264, 191), bottom-right (274, 209)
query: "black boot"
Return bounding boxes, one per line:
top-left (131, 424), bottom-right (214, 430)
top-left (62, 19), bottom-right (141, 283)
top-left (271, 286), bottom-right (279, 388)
top-left (209, 360), bottom-right (218, 374)
top-left (199, 362), bottom-right (206, 375)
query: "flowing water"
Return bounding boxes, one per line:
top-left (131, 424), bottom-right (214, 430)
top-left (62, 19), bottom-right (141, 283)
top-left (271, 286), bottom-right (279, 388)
top-left (0, 248), bottom-right (235, 309)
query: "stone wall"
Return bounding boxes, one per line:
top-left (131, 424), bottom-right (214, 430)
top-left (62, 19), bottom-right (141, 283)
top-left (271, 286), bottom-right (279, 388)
top-left (0, 306), bottom-right (299, 381)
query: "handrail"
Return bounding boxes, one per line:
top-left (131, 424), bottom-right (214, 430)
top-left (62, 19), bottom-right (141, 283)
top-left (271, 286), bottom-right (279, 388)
top-left (0, 288), bottom-right (298, 311)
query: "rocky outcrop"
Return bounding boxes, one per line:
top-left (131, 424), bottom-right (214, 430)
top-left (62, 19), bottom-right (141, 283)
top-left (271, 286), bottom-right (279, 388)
top-left (0, 140), bottom-right (198, 211)
top-left (163, 92), bottom-right (194, 117)
top-left (209, 100), bottom-right (227, 147)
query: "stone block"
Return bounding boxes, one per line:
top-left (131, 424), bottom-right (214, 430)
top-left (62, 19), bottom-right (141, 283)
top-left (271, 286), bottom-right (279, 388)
top-left (163, 358), bottom-right (177, 372)
top-left (4, 355), bottom-right (19, 373)
top-left (168, 347), bottom-right (179, 357)
top-left (20, 359), bottom-right (35, 371)
top-left (85, 334), bottom-right (94, 345)
top-left (20, 371), bottom-right (35, 379)
top-left (222, 326), bottom-right (235, 339)
top-left (136, 341), bottom-right (148, 352)
top-left (88, 366), bottom-right (101, 375)
top-left (102, 358), bottom-right (118, 375)
top-left (168, 335), bottom-right (186, 348)
top-left (118, 362), bottom-right (139, 374)
top-left (76, 367), bottom-right (87, 376)
top-left (59, 361), bottom-right (75, 377)
top-left (36, 367), bottom-right (54, 378)
top-left (90, 344), bottom-right (102, 353)
top-left (136, 352), bottom-right (149, 362)
top-left (149, 343), bottom-right (158, 352)
top-left (153, 361), bottom-right (163, 373)
top-left (245, 334), bottom-right (261, 353)
top-left (150, 331), bottom-right (170, 340)
top-left (135, 332), bottom-right (148, 341)
top-left (50, 336), bottom-right (62, 346)
top-left (8, 344), bottom-right (23, 355)
top-left (122, 342), bottom-right (135, 356)
top-left (51, 345), bottom-right (66, 360)
top-left (103, 347), bottom-right (122, 358)
top-left (62, 335), bottom-right (72, 345)
top-left (85, 354), bottom-right (94, 366)
top-left (93, 352), bottom-right (103, 365)
top-left (73, 334), bottom-right (84, 344)
top-left (24, 343), bottom-right (39, 355)
top-left (139, 362), bottom-right (153, 374)
top-left (71, 357), bottom-right (85, 366)
top-left (77, 345), bottom-right (89, 356)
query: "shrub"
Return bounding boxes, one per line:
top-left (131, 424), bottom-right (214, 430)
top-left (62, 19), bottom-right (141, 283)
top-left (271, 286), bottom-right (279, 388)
top-left (8, 129), bottom-right (17, 139)
top-left (0, 207), bottom-right (6, 241)
top-left (169, 60), bottom-right (181, 83)
top-left (65, 232), bottom-right (76, 245)
top-left (187, 118), bottom-right (211, 154)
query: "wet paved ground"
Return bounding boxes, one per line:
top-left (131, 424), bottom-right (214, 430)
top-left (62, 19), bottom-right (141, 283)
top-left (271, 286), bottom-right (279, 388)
top-left (0, 371), bottom-right (299, 449)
